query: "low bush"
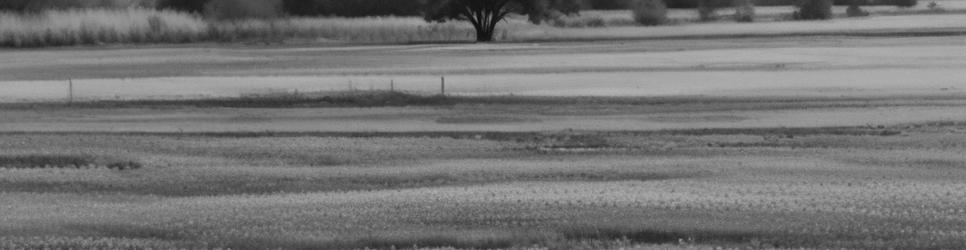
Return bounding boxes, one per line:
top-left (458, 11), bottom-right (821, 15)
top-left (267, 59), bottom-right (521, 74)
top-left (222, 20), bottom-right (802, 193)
top-left (203, 0), bottom-right (282, 20)
top-left (697, 0), bottom-right (718, 21)
top-left (281, 0), bottom-right (424, 17)
top-left (551, 15), bottom-right (607, 28)
top-left (734, 0), bottom-right (755, 22)
top-left (895, 0), bottom-right (917, 7)
top-left (630, 0), bottom-right (668, 26)
top-left (0, 0), bottom-right (156, 12)
top-left (156, 0), bottom-right (207, 12)
top-left (795, 0), bottom-right (833, 20)
top-left (106, 161), bottom-right (143, 170)
top-left (846, 4), bottom-right (870, 16)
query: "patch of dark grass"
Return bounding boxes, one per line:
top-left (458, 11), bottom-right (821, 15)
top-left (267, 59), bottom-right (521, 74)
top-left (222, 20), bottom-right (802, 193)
top-left (0, 125), bottom-right (903, 147)
top-left (231, 232), bottom-right (545, 250)
top-left (1, 91), bottom-right (452, 109)
top-left (841, 157), bottom-right (966, 170)
top-left (435, 115), bottom-right (535, 124)
top-left (637, 127), bottom-right (902, 137)
top-left (106, 161), bottom-right (143, 170)
top-left (62, 224), bottom-right (189, 242)
top-left (4, 92), bottom-right (966, 110)
top-left (0, 154), bottom-right (143, 170)
top-left (558, 227), bottom-right (805, 248)
top-left (0, 169), bottom-right (682, 197)
top-left (0, 155), bottom-right (94, 169)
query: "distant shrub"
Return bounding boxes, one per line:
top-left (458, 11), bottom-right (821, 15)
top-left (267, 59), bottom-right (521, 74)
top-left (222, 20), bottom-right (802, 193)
top-left (586, 16), bottom-right (607, 27)
top-left (0, 0), bottom-right (156, 12)
top-left (551, 15), bottom-right (607, 28)
top-left (156, 0), bottom-right (208, 13)
top-left (895, 0), bottom-right (917, 7)
top-left (281, 0), bottom-right (424, 17)
top-left (203, 0), bottom-right (282, 20)
top-left (795, 0), bottom-right (833, 20)
top-left (107, 161), bottom-right (143, 170)
top-left (630, 0), bottom-right (668, 26)
top-left (846, 0), bottom-right (870, 17)
top-left (734, 0), bottom-right (755, 22)
top-left (697, 0), bottom-right (718, 22)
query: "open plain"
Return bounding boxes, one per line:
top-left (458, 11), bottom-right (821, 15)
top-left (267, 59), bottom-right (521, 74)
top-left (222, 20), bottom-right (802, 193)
top-left (2, 13), bottom-right (966, 250)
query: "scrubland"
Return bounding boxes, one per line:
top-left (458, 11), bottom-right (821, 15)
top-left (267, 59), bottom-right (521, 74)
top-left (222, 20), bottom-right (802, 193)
top-left (2, 118), bottom-right (966, 249)
top-left (2, 86), bottom-right (966, 249)
top-left (0, 8), bottom-right (478, 47)
top-left (2, 6), bottom-right (966, 248)
top-left (1, 0), bottom-right (966, 47)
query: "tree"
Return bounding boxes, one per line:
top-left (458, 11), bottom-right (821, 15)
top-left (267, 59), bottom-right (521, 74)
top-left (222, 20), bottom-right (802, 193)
top-left (795, 0), bottom-right (832, 20)
top-left (157, 0), bottom-right (210, 13)
top-left (424, 0), bottom-right (580, 42)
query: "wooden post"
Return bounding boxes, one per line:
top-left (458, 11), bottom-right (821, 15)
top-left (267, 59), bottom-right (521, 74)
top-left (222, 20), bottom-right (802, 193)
top-left (68, 78), bottom-right (73, 106)
top-left (441, 76), bottom-right (446, 96)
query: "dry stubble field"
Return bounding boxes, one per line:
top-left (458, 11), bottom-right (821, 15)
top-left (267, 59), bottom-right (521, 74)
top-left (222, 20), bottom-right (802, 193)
top-left (2, 30), bottom-right (966, 249)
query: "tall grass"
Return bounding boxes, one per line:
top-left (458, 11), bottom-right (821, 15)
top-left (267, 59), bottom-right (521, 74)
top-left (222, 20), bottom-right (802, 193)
top-left (0, 8), bottom-right (477, 47)
top-left (0, 8), bottom-right (206, 46)
top-left (210, 17), bottom-right (475, 43)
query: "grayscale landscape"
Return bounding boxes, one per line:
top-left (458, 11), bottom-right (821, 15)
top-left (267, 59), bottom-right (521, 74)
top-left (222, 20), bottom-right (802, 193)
top-left (1, 0), bottom-right (965, 249)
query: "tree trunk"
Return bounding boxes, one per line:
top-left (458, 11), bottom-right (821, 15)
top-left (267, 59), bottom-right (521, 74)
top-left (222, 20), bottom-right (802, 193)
top-left (475, 26), bottom-right (495, 42)
top-left (460, 0), bottom-right (509, 42)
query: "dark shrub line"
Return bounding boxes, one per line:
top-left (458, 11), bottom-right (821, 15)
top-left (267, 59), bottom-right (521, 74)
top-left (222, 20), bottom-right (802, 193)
top-left (1, 91), bottom-right (452, 109)
top-left (0, 126), bottom-right (903, 141)
top-left (4, 91), bottom-right (966, 109)
top-left (0, 155), bottom-right (142, 170)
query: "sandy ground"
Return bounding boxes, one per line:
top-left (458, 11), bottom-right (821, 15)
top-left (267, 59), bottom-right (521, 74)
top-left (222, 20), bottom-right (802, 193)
top-left (1, 34), bottom-right (965, 102)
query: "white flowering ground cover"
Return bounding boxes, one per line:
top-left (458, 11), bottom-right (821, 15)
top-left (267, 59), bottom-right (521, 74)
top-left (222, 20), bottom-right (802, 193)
top-left (2, 119), bottom-right (966, 249)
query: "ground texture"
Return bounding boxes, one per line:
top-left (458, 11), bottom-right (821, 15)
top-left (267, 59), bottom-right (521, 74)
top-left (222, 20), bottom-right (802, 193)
top-left (2, 25), bottom-right (966, 249)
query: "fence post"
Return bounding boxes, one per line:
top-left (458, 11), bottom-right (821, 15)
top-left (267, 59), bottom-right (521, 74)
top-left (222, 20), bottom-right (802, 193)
top-left (68, 78), bottom-right (73, 106)
top-left (441, 76), bottom-right (446, 96)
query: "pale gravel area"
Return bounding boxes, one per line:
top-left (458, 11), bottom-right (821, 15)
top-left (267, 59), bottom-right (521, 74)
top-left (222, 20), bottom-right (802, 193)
top-left (1, 35), bottom-right (965, 101)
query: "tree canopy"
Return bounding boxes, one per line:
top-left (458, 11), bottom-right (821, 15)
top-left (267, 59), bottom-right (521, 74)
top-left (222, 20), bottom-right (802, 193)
top-left (423, 0), bottom-right (580, 42)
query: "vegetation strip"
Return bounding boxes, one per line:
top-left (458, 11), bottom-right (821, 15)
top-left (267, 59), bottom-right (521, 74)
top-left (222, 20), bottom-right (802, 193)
top-left (0, 126), bottom-right (903, 139)
top-left (2, 91), bottom-right (965, 109)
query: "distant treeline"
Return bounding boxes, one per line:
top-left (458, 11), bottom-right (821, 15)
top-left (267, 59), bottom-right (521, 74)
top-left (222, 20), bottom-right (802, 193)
top-left (0, 0), bottom-right (156, 11)
top-left (1, 0), bottom-right (916, 15)
top-left (587, 0), bottom-right (918, 8)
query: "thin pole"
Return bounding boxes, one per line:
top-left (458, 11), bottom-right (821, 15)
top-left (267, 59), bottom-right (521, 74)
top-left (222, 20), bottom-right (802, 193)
top-left (390, 80), bottom-right (394, 92)
top-left (68, 78), bottom-right (73, 106)
top-left (441, 76), bottom-right (446, 96)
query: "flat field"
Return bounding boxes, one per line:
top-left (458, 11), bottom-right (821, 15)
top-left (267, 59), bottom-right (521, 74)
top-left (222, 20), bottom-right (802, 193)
top-left (2, 24), bottom-right (966, 249)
